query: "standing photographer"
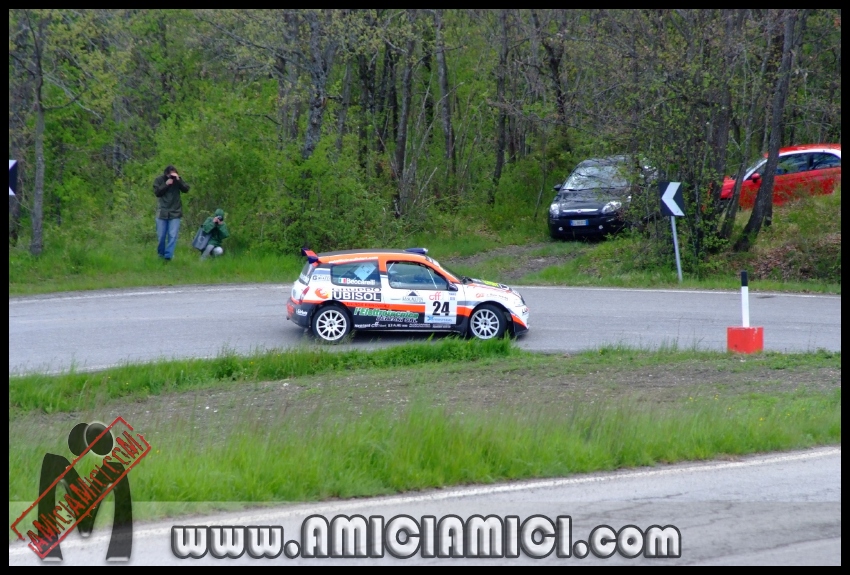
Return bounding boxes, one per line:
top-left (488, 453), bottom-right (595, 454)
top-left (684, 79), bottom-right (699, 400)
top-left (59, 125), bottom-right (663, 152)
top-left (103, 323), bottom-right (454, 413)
top-left (200, 208), bottom-right (230, 259)
top-left (152, 165), bottom-right (190, 261)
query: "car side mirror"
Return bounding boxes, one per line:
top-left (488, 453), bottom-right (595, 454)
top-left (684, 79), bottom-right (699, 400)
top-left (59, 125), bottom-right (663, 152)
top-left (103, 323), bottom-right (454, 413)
top-left (448, 283), bottom-right (459, 292)
top-left (750, 172), bottom-right (761, 182)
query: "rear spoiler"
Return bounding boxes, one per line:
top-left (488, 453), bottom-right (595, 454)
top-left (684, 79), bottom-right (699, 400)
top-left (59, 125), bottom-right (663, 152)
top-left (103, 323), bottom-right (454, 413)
top-left (301, 248), bottom-right (319, 264)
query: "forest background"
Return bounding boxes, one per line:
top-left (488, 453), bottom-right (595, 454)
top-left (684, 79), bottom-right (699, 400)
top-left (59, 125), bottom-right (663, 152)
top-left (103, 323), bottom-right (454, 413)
top-left (8, 9), bottom-right (842, 287)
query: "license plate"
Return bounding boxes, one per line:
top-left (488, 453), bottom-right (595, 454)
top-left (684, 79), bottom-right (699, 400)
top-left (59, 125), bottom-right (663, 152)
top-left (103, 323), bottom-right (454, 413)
top-left (571, 219), bottom-right (588, 226)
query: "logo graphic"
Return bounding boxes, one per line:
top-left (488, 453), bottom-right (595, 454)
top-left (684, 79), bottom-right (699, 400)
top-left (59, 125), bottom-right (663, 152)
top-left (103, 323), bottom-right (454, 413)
top-left (332, 289), bottom-right (382, 302)
top-left (11, 417), bottom-right (150, 561)
top-left (339, 277), bottom-right (377, 285)
top-left (428, 292), bottom-right (443, 301)
top-left (315, 288), bottom-right (330, 299)
top-left (401, 291), bottom-right (424, 303)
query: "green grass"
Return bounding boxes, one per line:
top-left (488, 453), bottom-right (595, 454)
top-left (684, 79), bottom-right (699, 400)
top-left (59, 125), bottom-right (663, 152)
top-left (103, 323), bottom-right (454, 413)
top-left (9, 337), bottom-right (517, 415)
top-left (9, 388), bottom-right (840, 505)
top-left (8, 242), bottom-right (303, 296)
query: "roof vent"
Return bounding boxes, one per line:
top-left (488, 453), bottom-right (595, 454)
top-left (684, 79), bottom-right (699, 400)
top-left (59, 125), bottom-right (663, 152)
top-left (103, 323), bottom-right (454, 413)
top-left (404, 247), bottom-right (428, 255)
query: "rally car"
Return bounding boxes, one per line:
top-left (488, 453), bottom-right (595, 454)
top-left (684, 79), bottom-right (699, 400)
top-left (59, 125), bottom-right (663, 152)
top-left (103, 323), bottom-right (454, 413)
top-left (286, 248), bottom-right (530, 343)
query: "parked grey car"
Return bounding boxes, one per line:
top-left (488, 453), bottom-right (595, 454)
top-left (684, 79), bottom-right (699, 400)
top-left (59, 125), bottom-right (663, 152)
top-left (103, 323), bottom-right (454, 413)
top-left (548, 155), bottom-right (654, 239)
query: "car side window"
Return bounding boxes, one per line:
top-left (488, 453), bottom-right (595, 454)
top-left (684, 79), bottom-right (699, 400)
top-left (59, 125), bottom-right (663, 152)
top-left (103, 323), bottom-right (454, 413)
top-left (810, 152), bottom-right (841, 171)
top-left (330, 260), bottom-right (380, 287)
top-left (387, 262), bottom-right (448, 290)
top-left (776, 154), bottom-right (810, 175)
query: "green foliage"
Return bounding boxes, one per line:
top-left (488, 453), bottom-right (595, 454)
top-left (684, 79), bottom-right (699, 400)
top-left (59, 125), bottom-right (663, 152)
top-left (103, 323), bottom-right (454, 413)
top-left (8, 9), bottom-right (842, 289)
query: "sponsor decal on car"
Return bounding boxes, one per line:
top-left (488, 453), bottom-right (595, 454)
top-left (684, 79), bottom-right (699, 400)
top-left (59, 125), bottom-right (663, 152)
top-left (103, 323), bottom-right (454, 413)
top-left (474, 279), bottom-right (510, 290)
top-left (295, 308), bottom-right (308, 316)
top-left (311, 273), bottom-right (330, 281)
top-left (314, 288), bottom-right (330, 299)
top-left (332, 289), bottom-right (382, 302)
top-left (354, 307), bottom-right (418, 322)
top-left (425, 291), bottom-right (456, 324)
top-left (339, 277), bottom-right (377, 286)
top-left (401, 291), bottom-right (425, 303)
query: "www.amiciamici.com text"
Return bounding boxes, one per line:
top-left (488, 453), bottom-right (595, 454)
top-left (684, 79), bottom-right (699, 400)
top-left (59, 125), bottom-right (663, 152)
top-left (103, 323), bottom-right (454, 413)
top-left (172, 514), bottom-right (681, 560)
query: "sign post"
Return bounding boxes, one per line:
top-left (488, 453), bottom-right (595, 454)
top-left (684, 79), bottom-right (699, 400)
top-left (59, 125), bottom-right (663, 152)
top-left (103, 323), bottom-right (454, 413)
top-left (659, 181), bottom-right (685, 283)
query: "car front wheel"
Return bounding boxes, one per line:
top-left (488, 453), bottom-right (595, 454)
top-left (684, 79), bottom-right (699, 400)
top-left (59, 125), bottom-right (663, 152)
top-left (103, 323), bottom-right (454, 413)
top-left (311, 304), bottom-right (351, 343)
top-left (468, 304), bottom-right (507, 340)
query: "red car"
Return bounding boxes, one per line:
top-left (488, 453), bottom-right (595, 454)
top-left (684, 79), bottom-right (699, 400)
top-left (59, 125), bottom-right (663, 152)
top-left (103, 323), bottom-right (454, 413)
top-left (720, 144), bottom-right (841, 208)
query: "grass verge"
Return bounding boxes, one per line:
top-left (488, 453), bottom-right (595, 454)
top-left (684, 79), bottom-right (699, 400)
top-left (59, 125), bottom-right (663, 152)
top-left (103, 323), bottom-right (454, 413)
top-left (9, 337), bottom-right (517, 415)
top-left (9, 344), bottom-right (840, 518)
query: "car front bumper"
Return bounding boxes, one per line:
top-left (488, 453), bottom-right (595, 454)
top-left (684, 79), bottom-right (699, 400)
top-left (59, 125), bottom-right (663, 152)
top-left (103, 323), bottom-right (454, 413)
top-left (549, 215), bottom-right (626, 237)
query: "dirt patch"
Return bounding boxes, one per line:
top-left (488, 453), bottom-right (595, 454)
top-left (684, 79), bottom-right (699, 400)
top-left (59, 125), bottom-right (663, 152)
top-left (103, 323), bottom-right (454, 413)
top-left (443, 242), bottom-right (587, 283)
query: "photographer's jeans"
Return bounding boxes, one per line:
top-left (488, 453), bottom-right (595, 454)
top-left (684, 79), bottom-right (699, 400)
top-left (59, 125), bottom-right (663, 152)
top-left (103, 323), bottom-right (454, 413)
top-left (156, 217), bottom-right (181, 260)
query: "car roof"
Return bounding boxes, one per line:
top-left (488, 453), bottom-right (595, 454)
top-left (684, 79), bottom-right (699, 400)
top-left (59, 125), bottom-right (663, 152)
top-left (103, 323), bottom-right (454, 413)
top-left (313, 248), bottom-right (432, 265)
top-left (776, 143), bottom-right (841, 156)
top-left (308, 249), bottom-right (460, 282)
top-left (577, 155), bottom-right (630, 167)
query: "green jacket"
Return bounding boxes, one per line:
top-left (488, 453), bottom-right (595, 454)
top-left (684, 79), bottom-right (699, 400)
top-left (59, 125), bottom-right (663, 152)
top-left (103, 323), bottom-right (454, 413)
top-left (202, 216), bottom-right (230, 247)
top-left (153, 174), bottom-right (190, 219)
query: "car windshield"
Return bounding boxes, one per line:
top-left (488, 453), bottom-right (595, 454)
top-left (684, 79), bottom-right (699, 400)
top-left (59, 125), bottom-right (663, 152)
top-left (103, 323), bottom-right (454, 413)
top-left (743, 157), bottom-right (767, 180)
top-left (430, 259), bottom-right (467, 283)
top-left (561, 163), bottom-right (630, 191)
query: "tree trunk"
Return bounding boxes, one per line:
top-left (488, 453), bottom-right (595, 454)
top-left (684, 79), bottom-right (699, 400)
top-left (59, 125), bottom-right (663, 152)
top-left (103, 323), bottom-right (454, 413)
top-left (735, 10), bottom-right (798, 252)
top-left (31, 101), bottom-right (45, 256)
top-left (491, 9), bottom-right (509, 204)
top-left (335, 60), bottom-right (352, 154)
top-left (393, 20), bottom-right (416, 214)
top-left (720, 18), bottom-right (774, 241)
top-left (375, 44), bottom-right (395, 157)
top-left (531, 10), bottom-right (568, 126)
top-left (357, 53), bottom-right (375, 169)
top-left (301, 13), bottom-right (336, 160)
top-left (434, 10), bottom-right (456, 177)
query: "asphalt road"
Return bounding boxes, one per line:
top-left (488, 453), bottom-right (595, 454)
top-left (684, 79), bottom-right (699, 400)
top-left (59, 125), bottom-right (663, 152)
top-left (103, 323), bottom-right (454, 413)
top-left (8, 447), bottom-right (841, 565)
top-left (8, 284), bottom-right (842, 374)
top-left (8, 286), bottom-right (842, 565)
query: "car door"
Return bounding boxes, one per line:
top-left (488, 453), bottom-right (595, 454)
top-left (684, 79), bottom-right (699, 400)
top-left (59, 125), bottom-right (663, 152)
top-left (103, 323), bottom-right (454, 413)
top-left (384, 260), bottom-right (457, 329)
top-left (808, 152), bottom-right (841, 197)
top-left (773, 152), bottom-right (812, 204)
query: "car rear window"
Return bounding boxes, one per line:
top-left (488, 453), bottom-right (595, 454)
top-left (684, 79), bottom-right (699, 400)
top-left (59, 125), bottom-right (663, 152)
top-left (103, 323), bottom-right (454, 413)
top-left (331, 260), bottom-right (380, 287)
top-left (298, 262), bottom-right (315, 285)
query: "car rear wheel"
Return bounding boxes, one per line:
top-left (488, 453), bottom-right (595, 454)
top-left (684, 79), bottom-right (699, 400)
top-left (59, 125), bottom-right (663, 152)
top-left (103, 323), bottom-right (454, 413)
top-left (468, 304), bottom-right (507, 340)
top-left (311, 304), bottom-right (351, 343)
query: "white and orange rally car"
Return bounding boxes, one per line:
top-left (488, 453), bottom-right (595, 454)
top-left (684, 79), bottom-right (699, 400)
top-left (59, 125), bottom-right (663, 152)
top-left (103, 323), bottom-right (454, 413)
top-left (286, 248), bottom-right (530, 343)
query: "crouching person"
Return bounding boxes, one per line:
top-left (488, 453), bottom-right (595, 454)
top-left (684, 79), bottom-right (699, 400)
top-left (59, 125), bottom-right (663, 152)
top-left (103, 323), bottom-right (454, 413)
top-left (201, 208), bottom-right (230, 259)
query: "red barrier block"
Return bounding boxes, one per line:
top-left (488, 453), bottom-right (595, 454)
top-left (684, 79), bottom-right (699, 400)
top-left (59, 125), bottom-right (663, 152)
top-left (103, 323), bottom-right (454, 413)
top-left (727, 326), bottom-right (764, 353)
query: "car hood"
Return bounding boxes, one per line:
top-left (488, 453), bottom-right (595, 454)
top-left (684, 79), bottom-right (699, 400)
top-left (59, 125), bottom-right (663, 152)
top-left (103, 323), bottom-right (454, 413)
top-left (555, 189), bottom-right (628, 212)
top-left (466, 277), bottom-right (513, 292)
top-left (463, 278), bottom-right (525, 303)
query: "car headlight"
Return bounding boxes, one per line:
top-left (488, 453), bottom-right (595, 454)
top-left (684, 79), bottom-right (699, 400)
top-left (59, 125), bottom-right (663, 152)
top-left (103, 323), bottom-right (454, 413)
top-left (601, 201), bottom-right (622, 214)
top-left (549, 203), bottom-right (560, 216)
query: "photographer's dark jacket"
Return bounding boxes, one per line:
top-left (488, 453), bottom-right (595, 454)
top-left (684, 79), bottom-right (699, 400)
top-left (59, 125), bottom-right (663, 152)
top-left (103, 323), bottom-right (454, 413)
top-left (153, 174), bottom-right (190, 219)
top-left (201, 214), bottom-right (230, 247)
